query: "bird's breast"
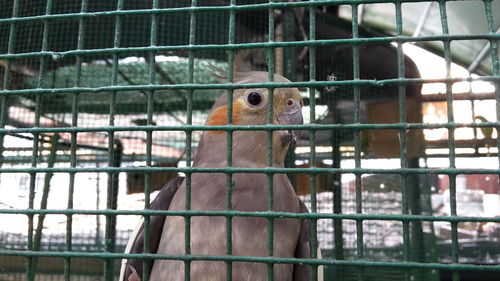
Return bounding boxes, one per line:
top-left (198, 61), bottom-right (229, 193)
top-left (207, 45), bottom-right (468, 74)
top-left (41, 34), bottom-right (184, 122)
top-left (152, 172), bottom-right (301, 281)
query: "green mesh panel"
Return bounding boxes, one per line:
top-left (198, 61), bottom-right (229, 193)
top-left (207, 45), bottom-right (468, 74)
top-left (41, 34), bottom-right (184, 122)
top-left (0, 1), bottom-right (499, 281)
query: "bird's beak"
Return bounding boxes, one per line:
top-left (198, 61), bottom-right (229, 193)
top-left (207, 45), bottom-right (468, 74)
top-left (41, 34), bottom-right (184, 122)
top-left (278, 99), bottom-right (303, 145)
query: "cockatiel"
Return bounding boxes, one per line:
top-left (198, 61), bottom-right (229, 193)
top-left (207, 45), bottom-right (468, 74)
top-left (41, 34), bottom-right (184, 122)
top-left (120, 71), bottom-right (316, 281)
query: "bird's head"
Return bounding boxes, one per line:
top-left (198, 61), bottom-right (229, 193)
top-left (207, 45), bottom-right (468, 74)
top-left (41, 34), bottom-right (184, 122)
top-left (194, 71), bottom-right (303, 168)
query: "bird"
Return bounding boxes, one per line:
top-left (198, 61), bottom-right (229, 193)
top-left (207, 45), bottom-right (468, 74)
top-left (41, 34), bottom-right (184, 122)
top-left (474, 115), bottom-right (494, 140)
top-left (120, 71), bottom-right (316, 281)
top-left (474, 115), bottom-right (496, 156)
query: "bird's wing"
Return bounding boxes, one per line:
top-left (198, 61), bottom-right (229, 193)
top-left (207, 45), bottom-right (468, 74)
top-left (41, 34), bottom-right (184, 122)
top-left (293, 199), bottom-right (324, 281)
top-left (119, 176), bottom-right (184, 281)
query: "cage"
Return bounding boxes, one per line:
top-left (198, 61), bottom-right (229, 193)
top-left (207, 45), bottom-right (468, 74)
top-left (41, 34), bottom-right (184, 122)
top-left (0, 1), bottom-right (499, 281)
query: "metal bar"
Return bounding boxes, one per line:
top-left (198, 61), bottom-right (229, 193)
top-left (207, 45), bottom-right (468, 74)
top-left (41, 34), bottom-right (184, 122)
top-left (412, 2), bottom-right (434, 37)
top-left (1, 131), bottom-right (108, 151)
top-left (282, 3), bottom-right (298, 193)
top-left (437, 2), bottom-right (460, 281)
top-left (2, 250), bottom-right (500, 272)
top-left (395, 2), bottom-right (413, 281)
top-left (467, 26), bottom-right (500, 73)
top-left (182, 1), bottom-right (197, 281)
top-left (3, 74), bottom-right (500, 96)
top-left (282, 8), bottom-right (297, 81)
top-left (308, 5), bottom-right (319, 281)
top-left (226, 1), bottom-right (236, 280)
top-left (104, 1), bottom-right (123, 280)
top-left (0, 121), bottom-right (498, 135)
top-left (350, 2), bottom-right (365, 280)
top-left (19, 0), bottom-right (39, 278)
top-left (141, 0), bottom-right (159, 279)
top-left (0, 155), bottom-right (184, 165)
top-left (2, 33), bottom-right (500, 60)
top-left (0, 0), bottom-right (479, 24)
top-left (425, 138), bottom-right (498, 148)
top-left (422, 92), bottom-right (497, 101)
top-left (1, 166), bottom-right (500, 175)
top-left (267, 1), bottom-right (276, 281)
top-left (483, 0), bottom-right (500, 173)
top-left (1, 208), bottom-right (500, 223)
top-left (30, 135), bottom-right (59, 276)
top-left (331, 117), bottom-right (344, 265)
top-left (65, 0), bottom-right (86, 279)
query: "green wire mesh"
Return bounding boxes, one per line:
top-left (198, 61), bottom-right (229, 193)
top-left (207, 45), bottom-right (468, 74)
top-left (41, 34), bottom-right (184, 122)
top-left (0, 1), bottom-right (500, 281)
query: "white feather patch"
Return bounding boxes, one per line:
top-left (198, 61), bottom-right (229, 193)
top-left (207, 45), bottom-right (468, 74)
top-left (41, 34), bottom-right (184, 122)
top-left (119, 217), bottom-right (144, 281)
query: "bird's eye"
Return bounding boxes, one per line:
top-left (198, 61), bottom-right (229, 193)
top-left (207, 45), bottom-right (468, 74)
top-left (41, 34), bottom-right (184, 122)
top-left (247, 91), bottom-right (262, 106)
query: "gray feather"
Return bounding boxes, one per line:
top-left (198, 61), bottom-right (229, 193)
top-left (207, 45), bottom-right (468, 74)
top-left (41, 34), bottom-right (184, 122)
top-left (123, 71), bottom-right (314, 281)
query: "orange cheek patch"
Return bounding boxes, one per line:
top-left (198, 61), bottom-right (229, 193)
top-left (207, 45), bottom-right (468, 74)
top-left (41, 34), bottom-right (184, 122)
top-left (206, 101), bottom-right (243, 133)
